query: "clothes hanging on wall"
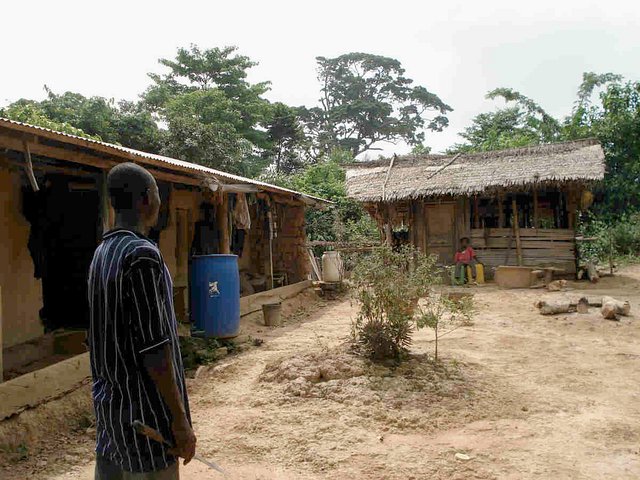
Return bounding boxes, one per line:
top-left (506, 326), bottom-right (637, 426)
top-left (22, 183), bottom-right (50, 279)
top-left (233, 193), bottom-right (251, 230)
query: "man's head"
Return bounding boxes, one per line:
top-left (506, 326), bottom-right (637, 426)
top-left (107, 163), bottom-right (160, 228)
top-left (460, 237), bottom-right (470, 249)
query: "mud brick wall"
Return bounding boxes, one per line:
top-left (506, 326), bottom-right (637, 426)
top-left (241, 199), bottom-right (309, 285)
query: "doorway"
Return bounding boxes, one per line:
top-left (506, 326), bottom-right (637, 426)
top-left (425, 203), bottom-right (455, 263)
top-left (24, 174), bottom-right (100, 331)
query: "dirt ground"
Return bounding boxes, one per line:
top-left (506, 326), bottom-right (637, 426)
top-left (3, 268), bottom-right (640, 479)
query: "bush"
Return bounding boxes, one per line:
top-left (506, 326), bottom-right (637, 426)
top-left (351, 245), bottom-right (469, 361)
top-left (578, 212), bottom-right (640, 264)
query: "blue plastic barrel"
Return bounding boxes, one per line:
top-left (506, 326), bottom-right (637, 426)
top-left (190, 254), bottom-right (240, 338)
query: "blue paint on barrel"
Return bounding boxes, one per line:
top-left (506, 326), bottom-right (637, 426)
top-left (190, 254), bottom-right (240, 338)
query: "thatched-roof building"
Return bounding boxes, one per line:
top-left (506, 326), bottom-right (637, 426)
top-left (346, 139), bottom-right (606, 276)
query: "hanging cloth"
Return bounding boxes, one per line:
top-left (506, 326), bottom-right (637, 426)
top-left (233, 192), bottom-right (251, 230)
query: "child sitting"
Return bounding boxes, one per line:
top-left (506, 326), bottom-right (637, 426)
top-left (455, 237), bottom-right (478, 284)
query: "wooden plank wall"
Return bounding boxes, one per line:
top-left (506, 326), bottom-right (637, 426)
top-left (471, 228), bottom-right (576, 275)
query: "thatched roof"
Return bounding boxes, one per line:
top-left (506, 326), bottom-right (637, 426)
top-left (345, 139), bottom-right (606, 202)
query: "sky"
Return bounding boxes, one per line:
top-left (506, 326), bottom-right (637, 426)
top-left (1, 0), bottom-right (639, 156)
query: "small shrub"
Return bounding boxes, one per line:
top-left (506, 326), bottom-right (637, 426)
top-left (351, 245), bottom-right (470, 361)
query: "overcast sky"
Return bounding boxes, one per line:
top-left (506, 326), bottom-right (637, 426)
top-left (2, 0), bottom-right (639, 156)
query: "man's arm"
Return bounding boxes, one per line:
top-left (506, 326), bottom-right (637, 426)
top-left (127, 257), bottom-right (196, 464)
top-left (142, 344), bottom-right (196, 464)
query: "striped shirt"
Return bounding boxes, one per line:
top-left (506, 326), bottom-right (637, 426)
top-left (87, 228), bottom-right (190, 473)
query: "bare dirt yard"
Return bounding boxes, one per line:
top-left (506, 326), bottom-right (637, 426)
top-left (3, 268), bottom-right (640, 479)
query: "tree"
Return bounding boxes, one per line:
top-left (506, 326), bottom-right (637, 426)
top-left (264, 102), bottom-right (307, 175)
top-left (266, 149), bottom-right (378, 242)
top-left (0, 89), bottom-right (162, 152)
top-left (581, 79), bottom-right (640, 214)
top-left (451, 88), bottom-right (560, 152)
top-left (301, 53), bottom-right (452, 158)
top-left (144, 45), bottom-right (272, 174)
top-left (0, 100), bottom-right (98, 139)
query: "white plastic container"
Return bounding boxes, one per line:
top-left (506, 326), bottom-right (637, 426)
top-left (321, 251), bottom-right (342, 282)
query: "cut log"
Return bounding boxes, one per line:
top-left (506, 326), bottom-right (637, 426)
top-left (547, 280), bottom-right (568, 292)
top-left (577, 297), bottom-right (590, 314)
top-left (587, 297), bottom-right (603, 307)
top-left (601, 296), bottom-right (631, 320)
top-left (538, 300), bottom-right (576, 315)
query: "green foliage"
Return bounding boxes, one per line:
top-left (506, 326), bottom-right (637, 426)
top-left (351, 246), bottom-right (471, 361)
top-left (0, 90), bottom-right (162, 152)
top-left (266, 150), bottom-right (379, 242)
top-left (351, 246), bottom-right (437, 360)
top-left (577, 213), bottom-right (640, 264)
top-left (144, 44), bottom-right (273, 174)
top-left (264, 102), bottom-right (307, 174)
top-left (301, 52), bottom-right (452, 158)
top-left (179, 336), bottom-right (221, 370)
top-left (582, 80), bottom-right (640, 215)
top-left (416, 293), bottom-right (475, 361)
top-left (0, 101), bottom-right (99, 140)
top-left (450, 88), bottom-right (560, 153)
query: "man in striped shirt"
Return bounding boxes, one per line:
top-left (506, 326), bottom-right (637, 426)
top-left (88, 163), bottom-right (196, 479)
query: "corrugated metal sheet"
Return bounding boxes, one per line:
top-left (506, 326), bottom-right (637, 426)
top-left (0, 117), bottom-right (329, 205)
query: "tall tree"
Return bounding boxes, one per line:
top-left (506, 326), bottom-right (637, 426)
top-left (451, 88), bottom-right (560, 152)
top-left (144, 45), bottom-right (272, 174)
top-left (0, 89), bottom-right (162, 152)
top-left (301, 53), bottom-right (452, 158)
top-left (264, 102), bottom-right (307, 174)
top-left (579, 78), bottom-right (640, 214)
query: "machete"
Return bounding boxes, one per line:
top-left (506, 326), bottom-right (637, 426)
top-left (132, 420), bottom-right (228, 476)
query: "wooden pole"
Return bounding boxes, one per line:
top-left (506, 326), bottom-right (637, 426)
top-left (533, 189), bottom-right (539, 229)
top-left (609, 230), bottom-right (614, 275)
top-left (268, 211), bottom-right (275, 289)
top-left (473, 196), bottom-right (480, 229)
top-left (0, 285), bottom-right (3, 383)
top-left (217, 194), bottom-right (231, 254)
top-left (498, 191), bottom-right (505, 228)
top-left (512, 198), bottom-right (523, 266)
top-left (384, 204), bottom-right (393, 246)
top-left (22, 141), bottom-right (39, 192)
top-left (101, 172), bottom-right (112, 235)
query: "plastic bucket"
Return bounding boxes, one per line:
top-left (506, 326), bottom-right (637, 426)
top-left (262, 302), bottom-right (282, 327)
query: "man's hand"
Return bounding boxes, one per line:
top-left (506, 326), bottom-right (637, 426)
top-left (169, 416), bottom-right (197, 465)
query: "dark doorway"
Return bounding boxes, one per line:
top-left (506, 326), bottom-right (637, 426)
top-left (24, 174), bottom-right (100, 331)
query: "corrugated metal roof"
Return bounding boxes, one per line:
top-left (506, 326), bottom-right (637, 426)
top-left (0, 117), bottom-right (329, 205)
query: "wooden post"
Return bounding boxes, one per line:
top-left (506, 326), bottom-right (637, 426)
top-left (384, 204), bottom-right (393, 246)
top-left (473, 196), bottom-right (480, 229)
top-left (512, 198), bottom-right (523, 266)
top-left (217, 194), bottom-right (231, 254)
top-left (567, 188), bottom-right (577, 230)
top-left (533, 189), bottom-right (539, 229)
top-left (268, 210), bottom-right (275, 289)
top-left (22, 141), bottom-right (39, 192)
top-left (497, 191), bottom-right (505, 228)
top-left (0, 285), bottom-right (3, 383)
top-left (609, 230), bottom-right (614, 275)
top-left (101, 171), bottom-right (112, 235)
